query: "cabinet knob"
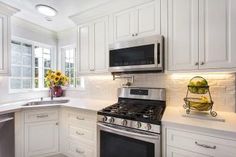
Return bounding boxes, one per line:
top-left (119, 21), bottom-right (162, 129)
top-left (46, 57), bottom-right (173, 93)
top-left (132, 34), bottom-right (134, 37)
top-left (135, 33), bottom-right (138, 36)
top-left (200, 62), bottom-right (205, 65)
top-left (90, 69), bottom-right (95, 71)
top-left (195, 62), bottom-right (199, 66)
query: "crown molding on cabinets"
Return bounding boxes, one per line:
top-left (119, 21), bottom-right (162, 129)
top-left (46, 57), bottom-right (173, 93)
top-left (69, 0), bottom-right (154, 25)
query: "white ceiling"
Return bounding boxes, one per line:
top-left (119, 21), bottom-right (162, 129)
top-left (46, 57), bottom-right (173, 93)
top-left (1, 0), bottom-right (112, 32)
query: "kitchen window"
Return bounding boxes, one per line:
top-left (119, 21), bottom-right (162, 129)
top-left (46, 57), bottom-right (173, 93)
top-left (10, 38), bottom-right (55, 92)
top-left (34, 46), bottom-right (52, 89)
top-left (10, 41), bottom-right (33, 90)
top-left (61, 46), bottom-right (83, 88)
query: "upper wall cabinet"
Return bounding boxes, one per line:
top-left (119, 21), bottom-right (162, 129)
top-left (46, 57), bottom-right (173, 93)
top-left (78, 16), bottom-right (108, 74)
top-left (0, 2), bottom-right (19, 75)
top-left (198, 0), bottom-right (236, 70)
top-left (113, 1), bottom-right (160, 42)
top-left (167, 0), bottom-right (236, 71)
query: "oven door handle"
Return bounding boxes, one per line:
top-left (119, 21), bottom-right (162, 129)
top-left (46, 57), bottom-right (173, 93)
top-left (97, 123), bottom-right (159, 140)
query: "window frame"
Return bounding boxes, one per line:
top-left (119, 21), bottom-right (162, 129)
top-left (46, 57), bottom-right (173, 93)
top-left (9, 36), bottom-right (56, 93)
top-left (59, 44), bottom-right (84, 90)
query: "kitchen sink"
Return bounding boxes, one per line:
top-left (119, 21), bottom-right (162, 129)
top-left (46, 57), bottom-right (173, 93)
top-left (23, 99), bottom-right (70, 106)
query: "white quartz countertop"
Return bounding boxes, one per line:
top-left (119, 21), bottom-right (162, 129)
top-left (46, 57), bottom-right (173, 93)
top-left (162, 106), bottom-right (236, 135)
top-left (0, 97), bottom-right (114, 114)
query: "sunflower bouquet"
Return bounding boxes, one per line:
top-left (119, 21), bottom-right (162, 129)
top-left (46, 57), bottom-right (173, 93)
top-left (45, 70), bottom-right (69, 87)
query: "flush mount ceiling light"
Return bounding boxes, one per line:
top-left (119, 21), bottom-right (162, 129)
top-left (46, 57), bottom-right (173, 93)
top-left (35, 4), bottom-right (57, 17)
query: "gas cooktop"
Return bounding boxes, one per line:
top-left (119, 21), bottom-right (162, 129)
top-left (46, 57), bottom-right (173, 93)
top-left (98, 87), bottom-right (166, 133)
top-left (98, 98), bottom-right (165, 125)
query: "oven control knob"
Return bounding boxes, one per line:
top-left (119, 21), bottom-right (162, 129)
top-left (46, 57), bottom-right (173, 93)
top-left (122, 120), bottom-right (128, 126)
top-left (146, 124), bottom-right (152, 130)
top-left (102, 116), bottom-right (107, 122)
top-left (109, 117), bottom-right (115, 123)
top-left (136, 122), bottom-right (142, 128)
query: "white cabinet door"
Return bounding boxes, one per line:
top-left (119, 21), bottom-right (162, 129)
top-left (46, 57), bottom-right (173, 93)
top-left (167, 0), bottom-right (199, 71)
top-left (167, 146), bottom-right (211, 157)
top-left (113, 2), bottom-right (160, 41)
top-left (199, 0), bottom-right (236, 69)
top-left (135, 1), bottom-right (160, 37)
top-left (93, 17), bottom-right (108, 72)
top-left (78, 24), bottom-right (91, 73)
top-left (0, 14), bottom-right (9, 74)
top-left (78, 17), bottom-right (108, 74)
top-left (113, 9), bottom-right (135, 41)
top-left (24, 121), bottom-right (59, 157)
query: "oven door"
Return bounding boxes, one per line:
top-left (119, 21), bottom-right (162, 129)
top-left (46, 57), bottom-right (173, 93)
top-left (97, 123), bottom-right (160, 157)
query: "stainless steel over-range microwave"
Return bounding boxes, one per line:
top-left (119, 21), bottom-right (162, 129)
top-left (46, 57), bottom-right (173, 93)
top-left (109, 35), bottom-right (164, 73)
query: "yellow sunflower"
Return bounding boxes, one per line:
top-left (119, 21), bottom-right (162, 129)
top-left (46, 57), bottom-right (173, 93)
top-left (55, 71), bottom-right (62, 77)
top-left (54, 76), bottom-right (60, 83)
top-left (51, 73), bottom-right (56, 80)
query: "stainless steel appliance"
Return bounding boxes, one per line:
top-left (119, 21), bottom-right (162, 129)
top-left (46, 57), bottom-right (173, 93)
top-left (97, 87), bottom-right (166, 157)
top-left (109, 35), bottom-right (164, 73)
top-left (0, 113), bottom-right (15, 157)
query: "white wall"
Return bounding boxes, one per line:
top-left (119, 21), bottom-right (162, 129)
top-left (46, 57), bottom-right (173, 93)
top-left (0, 17), bottom-right (58, 104)
top-left (11, 17), bottom-right (57, 45)
top-left (57, 27), bottom-right (77, 70)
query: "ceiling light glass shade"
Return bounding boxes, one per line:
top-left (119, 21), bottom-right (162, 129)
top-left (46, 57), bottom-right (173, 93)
top-left (36, 4), bottom-right (57, 17)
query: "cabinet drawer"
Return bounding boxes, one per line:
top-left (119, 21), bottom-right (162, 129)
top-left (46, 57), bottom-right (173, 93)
top-left (67, 140), bottom-right (95, 157)
top-left (68, 111), bottom-right (96, 128)
top-left (69, 125), bottom-right (95, 142)
top-left (167, 146), bottom-right (211, 157)
top-left (167, 129), bottom-right (236, 157)
top-left (25, 109), bottom-right (58, 123)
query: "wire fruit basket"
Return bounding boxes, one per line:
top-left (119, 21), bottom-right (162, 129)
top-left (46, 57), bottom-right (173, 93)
top-left (183, 76), bottom-right (217, 117)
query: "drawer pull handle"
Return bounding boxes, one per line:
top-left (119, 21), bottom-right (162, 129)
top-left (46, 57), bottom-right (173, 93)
top-left (37, 115), bottom-right (48, 118)
top-left (195, 141), bottom-right (216, 149)
top-left (76, 131), bottom-right (84, 136)
top-left (77, 116), bottom-right (85, 120)
top-left (76, 149), bottom-right (85, 154)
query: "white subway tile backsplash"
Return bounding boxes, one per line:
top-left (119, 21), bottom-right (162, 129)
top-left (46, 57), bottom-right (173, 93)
top-left (65, 73), bottom-right (236, 112)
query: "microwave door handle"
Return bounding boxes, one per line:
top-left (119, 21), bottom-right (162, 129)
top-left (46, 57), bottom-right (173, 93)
top-left (0, 117), bottom-right (14, 123)
top-left (156, 43), bottom-right (161, 67)
top-left (98, 123), bottom-right (159, 140)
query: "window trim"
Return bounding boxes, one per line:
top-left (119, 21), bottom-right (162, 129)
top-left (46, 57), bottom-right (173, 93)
top-left (9, 36), bottom-right (56, 93)
top-left (59, 44), bottom-right (84, 90)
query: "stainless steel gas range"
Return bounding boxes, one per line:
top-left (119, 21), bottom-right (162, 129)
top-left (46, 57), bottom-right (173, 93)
top-left (97, 87), bottom-right (166, 157)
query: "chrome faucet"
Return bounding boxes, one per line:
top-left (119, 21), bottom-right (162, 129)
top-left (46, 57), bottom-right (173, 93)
top-left (50, 87), bottom-right (54, 100)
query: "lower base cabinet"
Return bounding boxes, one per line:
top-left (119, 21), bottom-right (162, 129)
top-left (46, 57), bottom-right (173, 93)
top-left (15, 107), bottom-right (98, 157)
top-left (60, 107), bottom-right (97, 157)
top-left (24, 121), bottom-right (59, 157)
top-left (163, 126), bottom-right (236, 157)
top-left (167, 146), bottom-right (211, 157)
top-left (65, 140), bottom-right (95, 157)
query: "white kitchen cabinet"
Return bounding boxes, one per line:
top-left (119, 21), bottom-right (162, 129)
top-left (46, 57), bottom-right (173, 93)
top-left (198, 0), bottom-right (236, 69)
top-left (24, 121), bottom-right (59, 157)
top-left (113, 1), bottom-right (160, 41)
top-left (167, 0), bottom-right (236, 71)
top-left (167, 0), bottom-right (199, 70)
top-left (0, 2), bottom-right (18, 75)
top-left (163, 127), bottom-right (236, 157)
top-left (167, 146), bottom-right (210, 157)
top-left (78, 16), bottom-right (108, 74)
top-left (24, 109), bottom-right (59, 157)
top-left (78, 24), bottom-right (91, 73)
top-left (60, 107), bottom-right (97, 157)
top-left (113, 8), bottom-right (135, 41)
